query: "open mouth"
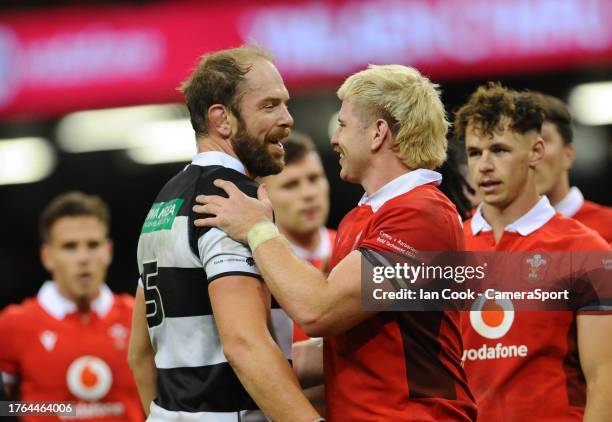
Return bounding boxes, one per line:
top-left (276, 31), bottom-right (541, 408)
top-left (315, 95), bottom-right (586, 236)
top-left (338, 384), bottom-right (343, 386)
top-left (269, 140), bottom-right (283, 148)
top-left (333, 145), bottom-right (344, 159)
top-left (267, 140), bottom-right (284, 155)
top-left (76, 272), bottom-right (93, 285)
top-left (478, 180), bottom-right (501, 193)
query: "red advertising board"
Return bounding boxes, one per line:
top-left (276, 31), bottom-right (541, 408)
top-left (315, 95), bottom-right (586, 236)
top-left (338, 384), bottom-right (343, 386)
top-left (1, 0), bottom-right (612, 118)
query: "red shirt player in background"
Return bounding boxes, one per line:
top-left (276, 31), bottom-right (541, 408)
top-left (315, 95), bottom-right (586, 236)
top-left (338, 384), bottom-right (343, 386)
top-left (261, 131), bottom-right (336, 340)
top-left (261, 131), bottom-right (335, 414)
top-left (0, 192), bottom-right (143, 421)
top-left (194, 64), bottom-right (477, 421)
top-left (533, 93), bottom-right (612, 244)
top-left (454, 83), bottom-right (612, 421)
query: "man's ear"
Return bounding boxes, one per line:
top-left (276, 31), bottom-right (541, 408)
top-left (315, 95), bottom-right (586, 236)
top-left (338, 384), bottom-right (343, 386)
top-left (208, 105), bottom-right (234, 138)
top-left (563, 143), bottom-right (575, 170)
top-left (40, 243), bottom-right (53, 272)
top-left (529, 136), bottom-right (545, 169)
top-left (371, 119), bottom-right (391, 152)
top-left (104, 239), bottom-right (113, 267)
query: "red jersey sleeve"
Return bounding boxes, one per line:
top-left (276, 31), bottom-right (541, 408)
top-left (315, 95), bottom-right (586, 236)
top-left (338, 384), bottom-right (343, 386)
top-left (572, 236), bottom-right (612, 314)
top-left (0, 305), bottom-right (22, 380)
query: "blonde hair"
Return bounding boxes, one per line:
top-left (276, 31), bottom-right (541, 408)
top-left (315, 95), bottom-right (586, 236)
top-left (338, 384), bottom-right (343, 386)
top-left (337, 64), bottom-right (448, 169)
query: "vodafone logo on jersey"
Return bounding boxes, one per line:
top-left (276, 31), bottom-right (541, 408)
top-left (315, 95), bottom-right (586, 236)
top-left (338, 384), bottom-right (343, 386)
top-left (469, 292), bottom-right (514, 339)
top-left (464, 293), bottom-right (528, 362)
top-left (66, 356), bottom-right (113, 401)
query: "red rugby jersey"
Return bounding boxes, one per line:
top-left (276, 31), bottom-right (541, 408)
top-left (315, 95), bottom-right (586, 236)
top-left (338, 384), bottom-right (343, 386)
top-left (0, 282), bottom-right (144, 422)
top-left (291, 227), bottom-right (336, 342)
top-left (554, 186), bottom-right (612, 244)
top-left (463, 197), bottom-right (611, 421)
top-left (325, 169), bottom-right (477, 422)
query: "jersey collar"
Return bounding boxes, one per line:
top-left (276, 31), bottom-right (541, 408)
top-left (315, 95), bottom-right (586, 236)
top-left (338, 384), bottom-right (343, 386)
top-left (358, 169), bottom-right (442, 212)
top-left (191, 151), bottom-right (246, 175)
top-left (37, 281), bottom-right (114, 320)
top-left (290, 227), bottom-right (332, 261)
top-left (554, 186), bottom-right (584, 218)
top-left (471, 196), bottom-right (556, 236)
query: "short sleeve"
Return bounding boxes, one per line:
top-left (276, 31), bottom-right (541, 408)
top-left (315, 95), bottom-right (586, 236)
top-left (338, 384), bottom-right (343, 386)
top-left (359, 206), bottom-right (419, 257)
top-left (0, 308), bottom-right (20, 383)
top-left (574, 250), bottom-right (612, 314)
top-left (198, 227), bottom-right (261, 283)
top-left (190, 167), bottom-right (263, 283)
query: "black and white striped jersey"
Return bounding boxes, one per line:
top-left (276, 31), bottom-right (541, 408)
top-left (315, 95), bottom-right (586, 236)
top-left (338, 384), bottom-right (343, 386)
top-left (137, 152), bottom-right (292, 421)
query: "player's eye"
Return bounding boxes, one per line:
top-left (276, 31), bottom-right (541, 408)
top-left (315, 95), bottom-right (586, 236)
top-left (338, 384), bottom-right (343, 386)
top-left (491, 147), bottom-right (508, 154)
top-left (308, 174), bottom-right (321, 183)
top-left (62, 242), bottom-right (77, 251)
top-left (88, 240), bottom-right (102, 249)
top-left (282, 180), bottom-right (299, 190)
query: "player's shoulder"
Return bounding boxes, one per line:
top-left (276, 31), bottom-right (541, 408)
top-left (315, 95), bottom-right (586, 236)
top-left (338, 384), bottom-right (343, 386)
top-left (579, 199), bottom-right (612, 216)
top-left (379, 184), bottom-right (458, 223)
top-left (540, 213), bottom-right (609, 250)
top-left (112, 293), bottom-right (135, 310)
top-left (575, 200), bottom-right (612, 243)
top-left (197, 166), bottom-right (258, 198)
top-left (0, 297), bottom-right (40, 326)
top-left (101, 293), bottom-right (136, 326)
top-left (581, 199), bottom-right (612, 214)
top-left (370, 185), bottom-right (463, 248)
top-left (155, 165), bottom-right (200, 199)
top-left (388, 184), bottom-right (455, 212)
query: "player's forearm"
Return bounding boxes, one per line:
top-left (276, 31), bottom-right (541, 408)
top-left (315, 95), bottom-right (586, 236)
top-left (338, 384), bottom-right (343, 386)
top-left (129, 353), bottom-right (157, 416)
top-left (584, 371), bottom-right (612, 422)
top-left (129, 287), bottom-right (157, 415)
top-left (253, 237), bottom-right (332, 330)
top-left (292, 338), bottom-right (324, 389)
top-left (224, 333), bottom-right (320, 421)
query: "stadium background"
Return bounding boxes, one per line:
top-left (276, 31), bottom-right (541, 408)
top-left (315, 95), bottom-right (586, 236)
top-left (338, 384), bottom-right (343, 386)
top-left (1, 0), bottom-right (611, 310)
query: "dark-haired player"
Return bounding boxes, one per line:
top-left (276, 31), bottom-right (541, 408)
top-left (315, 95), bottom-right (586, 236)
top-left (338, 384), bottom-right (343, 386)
top-left (533, 93), bottom-right (612, 244)
top-left (455, 83), bottom-right (612, 421)
top-left (128, 46), bottom-right (320, 421)
top-left (0, 191), bottom-right (143, 421)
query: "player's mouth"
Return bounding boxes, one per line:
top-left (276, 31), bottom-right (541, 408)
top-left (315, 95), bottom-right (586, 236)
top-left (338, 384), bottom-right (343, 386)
top-left (76, 272), bottom-right (94, 286)
top-left (333, 145), bottom-right (345, 160)
top-left (268, 139), bottom-right (284, 150)
top-left (300, 206), bottom-right (321, 220)
top-left (478, 180), bottom-right (501, 194)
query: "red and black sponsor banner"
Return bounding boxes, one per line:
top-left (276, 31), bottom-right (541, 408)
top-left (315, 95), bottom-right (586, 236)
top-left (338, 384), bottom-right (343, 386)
top-left (361, 250), bottom-right (612, 311)
top-left (1, 0), bottom-right (612, 118)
